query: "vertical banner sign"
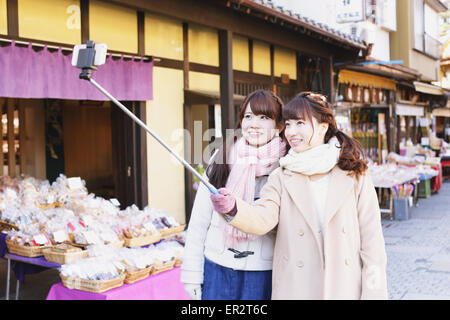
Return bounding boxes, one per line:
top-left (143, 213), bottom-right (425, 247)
top-left (336, 0), bottom-right (364, 23)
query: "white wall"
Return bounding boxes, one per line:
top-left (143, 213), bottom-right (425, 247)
top-left (271, 0), bottom-right (395, 61)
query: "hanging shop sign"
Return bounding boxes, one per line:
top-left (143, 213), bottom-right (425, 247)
top-left (432, 107), bottom-right (450, 117)
top-left (395, 103), bottom-right (424, 117)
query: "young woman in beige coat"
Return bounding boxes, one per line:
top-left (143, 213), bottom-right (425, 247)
top-left (211, 92), bottom-right (388, 300)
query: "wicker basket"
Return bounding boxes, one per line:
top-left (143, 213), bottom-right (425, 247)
top-left (123, 234), bottom-right (161, 248)
top-left (124, 267), bottom-right (152, 284)
top-left (0, 220), bottom-right (19, 231)
top-left (6, 239), bottom-right (52, 257)
top-left (151, 259), bottom-right (175, 275)
top-left (43, 248), bottom-right (88, 264)
top-left (159, 224), bottom-right (186, 238)
top-left (174, 257), bottom-right (182, 267)
top-left (70, 240), bottom-right (124, 250)
top-left (60, 273), bottom-right (125, 293)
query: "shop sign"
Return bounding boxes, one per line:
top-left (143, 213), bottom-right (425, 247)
top-left (396, 104), bottom-right (424, 117)
top-left (336, 0), bottom-right (364, 23)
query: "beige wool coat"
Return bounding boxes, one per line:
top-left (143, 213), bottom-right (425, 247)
top-left (229, 166), bottom-right (388, 300)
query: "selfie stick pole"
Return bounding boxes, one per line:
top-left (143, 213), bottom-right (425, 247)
top-left (84, 77), bottom-right (219, 195)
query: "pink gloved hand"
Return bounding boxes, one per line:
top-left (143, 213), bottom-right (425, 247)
top-left (210, 188), bottom-right (236, 214)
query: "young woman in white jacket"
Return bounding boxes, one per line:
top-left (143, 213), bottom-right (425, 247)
top-left (181, 90), bottom-right (287, 300)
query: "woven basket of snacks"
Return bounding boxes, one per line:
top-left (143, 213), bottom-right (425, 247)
top-left (159, 224), bottom-right (186, 238)
top-left (6, 239), bottom-right (52, 257)
top-left (0, 220), bottom-right (19, 231)
top-left (124, 266), bottom-right (152, 284)
top-left (123, 234), bottom-right (161, 248)
top-left (174, 257), bottom-right (182, 267)
top-left (151, 258), bottom-right (175, 275)
top-left (43, 244), bottom-right (88, 264)
top-left (60, 272), bottom-right (125, 293)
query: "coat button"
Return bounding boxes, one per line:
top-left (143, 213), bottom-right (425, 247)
top-left (345, 258), bottom-right (350, 266)
top-left (342, 227), bottom-right (347, 234)
top-left (296, 260), bottom-right (304, 268)
top-left (299, 229), bottom-right (305, 237)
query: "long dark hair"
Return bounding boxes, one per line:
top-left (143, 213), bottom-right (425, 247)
top-left (206, 90), bottom-right (286, 189)
top-left (283, 91), bottom-right (368, 178)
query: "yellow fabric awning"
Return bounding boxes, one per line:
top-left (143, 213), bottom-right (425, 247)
top-left (338, 69), bottom-right (396, 91)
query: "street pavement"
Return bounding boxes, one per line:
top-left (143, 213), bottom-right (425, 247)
top-left (0, 181), bottom-right (449, 300)
top-left (382, 180), bottom-right (450, 300)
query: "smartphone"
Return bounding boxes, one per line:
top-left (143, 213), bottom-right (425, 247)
top-left (71, 42), bottom-right (107, 68)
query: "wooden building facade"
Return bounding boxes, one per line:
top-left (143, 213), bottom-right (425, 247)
top-left (0, 0), bottom-right (368, 223)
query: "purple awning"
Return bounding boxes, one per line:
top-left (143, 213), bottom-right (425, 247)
top-left (0, 41), bottom-right (153, 101)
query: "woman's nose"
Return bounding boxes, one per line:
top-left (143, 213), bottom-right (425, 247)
top-left (285, 127), bottom-right (295, 137)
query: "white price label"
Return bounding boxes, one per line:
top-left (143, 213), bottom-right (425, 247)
top-left (67, 177), bottom-right (83, 190)
top-left (33, 234), bottom-right (50, 245)
top-left (53, 230), bottom-right (69, 243)
top-left (110, 198), bottom-right (120, 207)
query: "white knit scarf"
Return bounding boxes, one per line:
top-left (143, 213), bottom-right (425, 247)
top-left (279, 137), bottom-right (341, 175)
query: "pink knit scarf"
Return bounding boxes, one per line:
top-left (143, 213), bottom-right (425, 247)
top-left (221, 136), bottom-right (287, 247)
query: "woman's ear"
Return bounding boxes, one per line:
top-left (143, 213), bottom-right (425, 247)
top-left (319, 122), bottom-right (329, 136)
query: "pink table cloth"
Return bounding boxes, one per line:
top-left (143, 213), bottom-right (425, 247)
top-left (46, 267), bottom-right (190, 300)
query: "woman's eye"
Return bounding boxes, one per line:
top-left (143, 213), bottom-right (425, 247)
top-left (244, 114), bottom-right (252, 119)
top-left (260, 115), bottom-right (269, 120)
top-left (297, 120), bottom-right (304, 125)
top-left (285, 122), bottom-right (290, 126)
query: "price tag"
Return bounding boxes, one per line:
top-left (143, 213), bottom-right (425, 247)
top-left (110, 198), bottom-right (120, 207)
top-left (33, 234), bottom-right (50, 245)
top-left (67, 177), bottom-right (83, 190)
top-left (53, 230), bottom-right (69, 243)
top-left (67, 222), bottom-right (76, 232)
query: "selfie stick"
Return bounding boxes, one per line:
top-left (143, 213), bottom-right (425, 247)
top-left (74, 41), bottom-right (219, 195)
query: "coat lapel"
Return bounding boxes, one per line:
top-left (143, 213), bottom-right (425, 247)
top-left (283, 170), bottom-right (319, 233)
top-left (323, 167), bottom-right (354, 227)
top-left (283, 167), bottom-right (355, 232)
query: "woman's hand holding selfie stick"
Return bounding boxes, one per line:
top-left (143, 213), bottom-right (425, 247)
top-left (210, 188), bottom-right (236, 215)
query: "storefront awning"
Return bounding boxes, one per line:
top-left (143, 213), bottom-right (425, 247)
top-left (432, 107), bottom-right (450, 117)
top-left (338, 69), bottom-right (396, 91)
top-left (0, 41), bottom-right (153, 101)
top-left (396, 103), bottom-right (424, 117)
top-left (413, 81), bottom-right (443, 96)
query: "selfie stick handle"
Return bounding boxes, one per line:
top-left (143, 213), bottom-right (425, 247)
top-left (87, 77), bottom-right (219, 195)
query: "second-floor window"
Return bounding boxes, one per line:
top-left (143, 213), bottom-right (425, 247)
top-left (413, 0), bottom-right (441, 59)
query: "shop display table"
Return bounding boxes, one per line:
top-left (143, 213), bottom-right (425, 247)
top-left (374, 178), bottom-right (418, 220)
top-left (3, 253), bottom-right (61, 300)
top-left (46, 266), bottom-right (190, 300)
top-left (1, 233), bottom-right (62, 300)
